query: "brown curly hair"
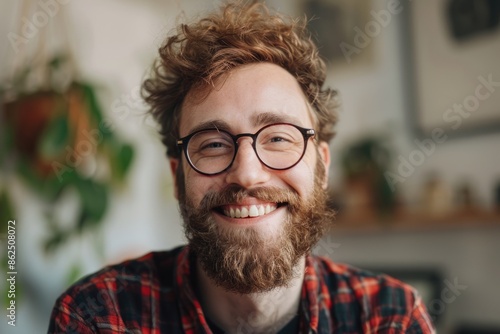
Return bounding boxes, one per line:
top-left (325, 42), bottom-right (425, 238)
top-left (142, 1), bottom-right (338, 158)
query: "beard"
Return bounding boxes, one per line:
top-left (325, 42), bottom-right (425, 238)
top-left (177, 160), bottom-right (336, 294)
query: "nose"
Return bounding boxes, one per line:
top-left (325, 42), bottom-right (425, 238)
top-left (224, 138), bottom-right (271, 188)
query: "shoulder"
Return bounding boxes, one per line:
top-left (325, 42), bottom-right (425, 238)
top-left (314, 255), bottom-right (416, 298)
top-left (311, 255), bottom-right (435, 333)
top-left (48, 246), bottom-right (186, 333)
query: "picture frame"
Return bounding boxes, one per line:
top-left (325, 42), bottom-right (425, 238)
top-left (402, 0), bottom-right (500, 138)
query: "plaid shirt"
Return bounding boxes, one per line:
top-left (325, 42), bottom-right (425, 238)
top-left (48, 246), bottom-right (434, 333)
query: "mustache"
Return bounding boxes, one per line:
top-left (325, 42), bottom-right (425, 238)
top-left (198, 184), bottom-right (300, 211)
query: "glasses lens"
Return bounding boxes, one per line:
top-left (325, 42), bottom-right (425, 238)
top-left (186, 130), bottom-right (235, 174)
top-left (256, 124), bottom-right (305, 169)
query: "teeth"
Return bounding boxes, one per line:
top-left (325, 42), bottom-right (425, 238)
top-left (249, 205), bottom-right (259, 217)
top-left (258, 206), bottom-right (265, 215)
top-left (241, 207), bottom-right (249, 218)
top-left (224, 204), bottom-right (277, 218)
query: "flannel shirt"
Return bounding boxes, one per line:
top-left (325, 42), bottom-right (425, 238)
top-left (48, 246), bottom-right (435, 333)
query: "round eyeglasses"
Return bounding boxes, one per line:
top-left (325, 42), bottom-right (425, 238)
top-left (177, 123), bottom-right (316, 175)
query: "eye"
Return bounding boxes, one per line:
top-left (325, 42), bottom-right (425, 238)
top-left (200, 141), bottom-right (230, 150)
top-left (261, 131), bottom-right (295, 145)
top-left (194, 136), bottom-right (234, 157)
top-left (269, 136), bottom-right (289, 143)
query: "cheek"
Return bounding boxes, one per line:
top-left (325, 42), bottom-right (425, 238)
top-left (296, 149), bottom-right (321, 196)
top-left (183, 176), bottom-right (204, 206)
top-left (284, 163), bottom-right (316, 198)
top-left (183, 164), bottom-right (225, 206)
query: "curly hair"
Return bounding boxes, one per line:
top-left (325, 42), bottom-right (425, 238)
top-left (142, 1), bottom-right (338, 158)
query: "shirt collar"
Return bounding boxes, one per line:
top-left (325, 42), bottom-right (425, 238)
top-left (300, 255), bottom-right (333, 333)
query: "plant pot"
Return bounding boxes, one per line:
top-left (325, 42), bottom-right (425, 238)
top-left (3, 87), bottom-right (93, 178)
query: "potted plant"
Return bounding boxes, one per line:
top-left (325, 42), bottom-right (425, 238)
top-left (0, 54), bottom-right (135, 284)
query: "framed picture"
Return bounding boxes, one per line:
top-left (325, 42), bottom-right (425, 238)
top-left (402, 0), bottom-right (500, 137)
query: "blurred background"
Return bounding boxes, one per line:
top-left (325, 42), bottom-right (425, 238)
top-left (0, 0), bottom-right (499, 333)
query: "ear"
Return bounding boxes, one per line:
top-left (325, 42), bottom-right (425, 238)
top-left (169, 158), bottom-right (180, 200)
top-left (317, 141), bottom-right (330, 189)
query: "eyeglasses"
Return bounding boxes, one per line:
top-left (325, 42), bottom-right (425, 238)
top-left (177, 123), bottom-right (316, 175)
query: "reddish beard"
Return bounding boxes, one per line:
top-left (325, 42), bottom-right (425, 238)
top-left (177, 161), bottom-right (335, 294)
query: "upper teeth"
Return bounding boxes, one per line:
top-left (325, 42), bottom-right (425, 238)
top-left (223, 204), bottom-right (276, 218)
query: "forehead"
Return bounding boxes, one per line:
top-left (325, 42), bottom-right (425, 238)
top-left (179, 63), bottom-right (314, 136)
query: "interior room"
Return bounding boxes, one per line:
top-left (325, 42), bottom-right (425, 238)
top-left (1, 0), bottom-right (499, 333)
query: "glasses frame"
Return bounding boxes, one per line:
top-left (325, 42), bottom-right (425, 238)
top-left (177, 122), bottom-right (316, 176)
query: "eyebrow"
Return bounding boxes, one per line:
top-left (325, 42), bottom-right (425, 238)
top-left (251, 111), bottom-right (303, 128)
top-left (185, 111), bottom-right (304, 136)
top-left (186, 120), bottom-right (232, 135)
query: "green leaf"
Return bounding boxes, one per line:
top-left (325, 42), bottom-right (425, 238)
top-left (66, 263), bottom-right (83, 286)
top-left (79, 83), bottom-right (103, 124)
top-left (43, 175), bottom-right (67, 203)
top-left (48, 54), bottom-right (68, 70)
top-left (38, 114), bottom-right (70, 159)
top-left (16, 159), bottom-right (68, 201)
top-left (16, 159), bottom-right (45, 194)
top-left (75, 177), bottom-right (108, 224)
top-left (109, 142), bottom-right (134, 182)
top-left (78, 83), bottom-right (117, 141)
top-left (75, 210), bottom-right (89, 232)
top-left (43, 223), bottom-right (68, 254)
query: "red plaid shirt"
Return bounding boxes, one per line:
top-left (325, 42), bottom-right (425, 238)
top-left (49, 246), bottom-right (434, 333)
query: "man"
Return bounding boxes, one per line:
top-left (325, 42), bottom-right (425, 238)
top-left (49, 2), bottom-right (434, 333)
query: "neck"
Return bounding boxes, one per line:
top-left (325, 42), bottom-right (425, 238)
top-left (196, 256), bottom-right (306, 334)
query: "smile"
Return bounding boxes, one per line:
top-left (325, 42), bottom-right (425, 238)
top-left (220, 204), bottom-right (278, 218)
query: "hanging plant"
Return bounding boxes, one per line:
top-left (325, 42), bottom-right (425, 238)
top-left (0, 2), bottom-right (135, 289)
top-left (1, 55), bottom-right (135, 253)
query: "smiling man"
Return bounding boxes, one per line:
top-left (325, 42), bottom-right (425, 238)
top-left (49, 2), bottom-right (434, 333)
